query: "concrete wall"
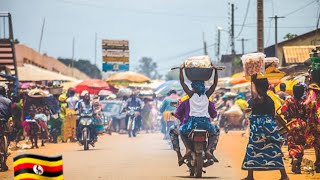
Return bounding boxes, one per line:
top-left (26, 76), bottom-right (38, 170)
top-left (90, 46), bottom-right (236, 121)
top-left (15, 44), bottom-right (90, 80)
top-left (217, 62), bottom-right (232, 77)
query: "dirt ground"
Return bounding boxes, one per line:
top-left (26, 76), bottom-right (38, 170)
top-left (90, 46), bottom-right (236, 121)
top-left (1, 131), bottom-right (319, 180)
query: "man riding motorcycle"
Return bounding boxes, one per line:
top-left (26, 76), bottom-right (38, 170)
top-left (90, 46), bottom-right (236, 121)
top-left (169, 65), bottom-right (220, 167)
top-left (77, 93), bottom-right (97, 142)
top-left (125, 93), bottom-right (142, 137)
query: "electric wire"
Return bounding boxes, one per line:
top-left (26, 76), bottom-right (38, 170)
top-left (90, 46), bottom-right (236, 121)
top-left (235, 0), bottom-right (251, 38)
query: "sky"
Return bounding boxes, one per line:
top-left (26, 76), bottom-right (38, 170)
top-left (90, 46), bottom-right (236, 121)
top-left (0, 0), bottom-right (319, 76)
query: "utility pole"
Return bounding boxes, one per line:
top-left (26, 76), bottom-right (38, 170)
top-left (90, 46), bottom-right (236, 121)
top-left (38, 18), bottom-right (46, 53)
top-left (269, 15), bottom-right (285, 58)
top-left (72, 37), bottom-right (75, 77)
top-left (202, 32), bottom-right (208, 55)
top-left (216, 27), bottom-right (222, 61)
top-left (237, 38), bottom-right (250, 54)
top-left (257, 0), bottom-right (264, 52)
top-left (231, 3), bottom-right (235, 55)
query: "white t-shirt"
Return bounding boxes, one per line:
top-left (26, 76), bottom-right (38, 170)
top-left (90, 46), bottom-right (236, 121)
top-left (66, 96), bottom-right (79, 110)
top-left (189, 94), bottom-right (210, 118)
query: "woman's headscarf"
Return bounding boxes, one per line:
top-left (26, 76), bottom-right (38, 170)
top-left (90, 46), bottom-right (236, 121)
top-left (293, 83), bottom-right (305, 100)
top-left (191, 80), bottom-right (205, 95)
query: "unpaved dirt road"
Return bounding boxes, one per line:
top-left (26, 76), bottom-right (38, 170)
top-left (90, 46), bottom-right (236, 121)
top-left (1, 131), bottom-right (319, 180)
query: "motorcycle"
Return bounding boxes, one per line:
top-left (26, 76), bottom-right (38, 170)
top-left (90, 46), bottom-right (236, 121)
top-left (184, 129), bottom-right (212, 178)
top-left (127, 107), bottom-right (139, 137)
top-left (103, 114), bottom-right (113, 135)
top-left (77, 110), bottom-right (96, 150)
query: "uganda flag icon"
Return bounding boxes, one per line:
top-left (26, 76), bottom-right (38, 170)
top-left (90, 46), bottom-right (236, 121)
top-left (13, 153), bottom-right (63, 180)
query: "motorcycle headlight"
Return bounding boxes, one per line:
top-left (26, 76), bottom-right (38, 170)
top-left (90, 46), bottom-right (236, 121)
top-left (80, 119), bottom-right (86, 125)
top-left (87, 119), bottom-right (93, 125)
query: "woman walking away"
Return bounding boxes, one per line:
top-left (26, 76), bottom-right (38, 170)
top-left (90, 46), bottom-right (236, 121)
top-left (178, 65), bottom-right (219, 163)
top-left (242, 74), bottom-right (288, 180)
top-left (281, 83), bottom-right (307, 174)
top-left (304, 60), bottom-right (320, 173)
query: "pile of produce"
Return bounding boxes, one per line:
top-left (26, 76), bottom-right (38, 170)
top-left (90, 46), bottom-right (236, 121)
top-left (241, 53), bottom-right (265, 77)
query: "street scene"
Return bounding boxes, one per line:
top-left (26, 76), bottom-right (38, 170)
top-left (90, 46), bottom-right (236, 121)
top-left (0, 0), bottom-right (320, 180)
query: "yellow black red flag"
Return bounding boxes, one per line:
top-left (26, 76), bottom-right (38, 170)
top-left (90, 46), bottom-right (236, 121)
top-left (13, 153), bottom-right (63, 180)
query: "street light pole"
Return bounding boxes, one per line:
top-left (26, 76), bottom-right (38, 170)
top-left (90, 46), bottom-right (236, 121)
top-left (269, 15), bottom-right (285, 58)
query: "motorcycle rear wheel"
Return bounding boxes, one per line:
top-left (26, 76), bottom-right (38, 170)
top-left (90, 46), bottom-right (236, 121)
top-left (194, 153), bottom-right (203, 178)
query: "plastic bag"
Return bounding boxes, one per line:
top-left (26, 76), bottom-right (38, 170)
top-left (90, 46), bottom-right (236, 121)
top-left (184, 55), bottom-right (212, 68)
top-left (241, 53), bottom-right (266, 77)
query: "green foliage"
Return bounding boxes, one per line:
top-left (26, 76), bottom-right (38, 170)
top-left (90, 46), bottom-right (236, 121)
top-left (58, 58), bottom-right (102, 79)
top-left (137, 57), bottom-right (161, 79)
top-left (14, 39), bottom-right (19, 44)
top-left (165, 70), bottom-right (179, 80)
top-left (283, 33), bottom-right (298, 40)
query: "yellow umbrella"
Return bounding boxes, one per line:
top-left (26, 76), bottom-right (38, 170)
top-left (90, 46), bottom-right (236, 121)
top-left (61, 81), bottom-right (82, 91)
top-left (106, 71), bottom-right (151, 84)
top-left (275, 79), bottom-right (299, 95)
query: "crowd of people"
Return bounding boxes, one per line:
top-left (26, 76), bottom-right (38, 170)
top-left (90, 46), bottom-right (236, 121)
top-left (0, 50), bottom-right (319, 180)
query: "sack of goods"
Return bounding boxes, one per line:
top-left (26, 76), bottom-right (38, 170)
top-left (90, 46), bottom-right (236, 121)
top-left (224, 105), bottom-right (243, 116)
top-left (184, 55), bottom-right (213, 81)
top-left (264, 57), bottom-right (279, 69)
top-left (184, 55), bottom-right (212, 68)
top-left (241, 53), bottom-right (266, 77)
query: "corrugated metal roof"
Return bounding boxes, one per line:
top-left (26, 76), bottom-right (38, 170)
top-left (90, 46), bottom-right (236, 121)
top-left (283, 46), bottom-right (315, 64)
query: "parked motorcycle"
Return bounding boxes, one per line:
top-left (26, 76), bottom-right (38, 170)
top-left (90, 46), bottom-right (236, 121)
top-left (77, 110), bottom-right (96, 150)
top-left (184, 129), bottom-right (213, 178)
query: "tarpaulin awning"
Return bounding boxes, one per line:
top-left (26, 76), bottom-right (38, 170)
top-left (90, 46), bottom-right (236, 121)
top-left (18, 64), bottom-right (78, 81)
top-left (74, 79), bottom-right (115, 95)
top-left (106, 71), bottom-right (151, 84)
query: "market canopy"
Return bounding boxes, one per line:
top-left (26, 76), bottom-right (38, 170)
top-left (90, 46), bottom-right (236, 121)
top-left (106, 71), bottom-right (151, 84)
top-left (155, 80), bottom-right (190, 96)
top-left (74, 79), bottom-right (114, 94)
top-left (18, 64), bottom-right (78, 82)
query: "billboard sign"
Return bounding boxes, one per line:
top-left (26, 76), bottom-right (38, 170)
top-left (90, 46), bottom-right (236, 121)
top-left (102, 40), bottom-right (129, 72)
top-left (102, 63), bottom-right (129, 72)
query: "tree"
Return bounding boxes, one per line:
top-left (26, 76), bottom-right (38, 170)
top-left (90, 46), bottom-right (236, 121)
top-left (58, 58), bottom-right (102, 79)
top-left (283, 33), bottom-right (298, 40)
top-left (14, 39), bottom-right (19, 44)
top-left (137, 57), bottom-right (161, 79)
top-left (165, 70), bottom-right (179, 80)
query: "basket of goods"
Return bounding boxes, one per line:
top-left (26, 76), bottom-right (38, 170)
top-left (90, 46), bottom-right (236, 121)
top-left (184, 55), bottom-right (214, 81)
top-left (242, 53), bottom-right (265, 80)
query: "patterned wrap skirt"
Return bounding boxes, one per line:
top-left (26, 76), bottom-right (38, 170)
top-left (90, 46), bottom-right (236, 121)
top-left (242, 114), bottom-right (284, 170)
top-left (286, 118), bottom-right (307, 158)
top-left (179, 116), bottom-right (219, 136)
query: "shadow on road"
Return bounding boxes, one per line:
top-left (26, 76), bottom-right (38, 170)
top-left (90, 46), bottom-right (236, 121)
top-left (77, 148), bottom-right (104, 152)
top-left (174, 176), bottom-right (220, 179)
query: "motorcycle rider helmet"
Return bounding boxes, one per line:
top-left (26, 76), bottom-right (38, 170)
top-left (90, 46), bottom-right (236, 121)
top-left (81, 90), bottom-right (89, 96)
